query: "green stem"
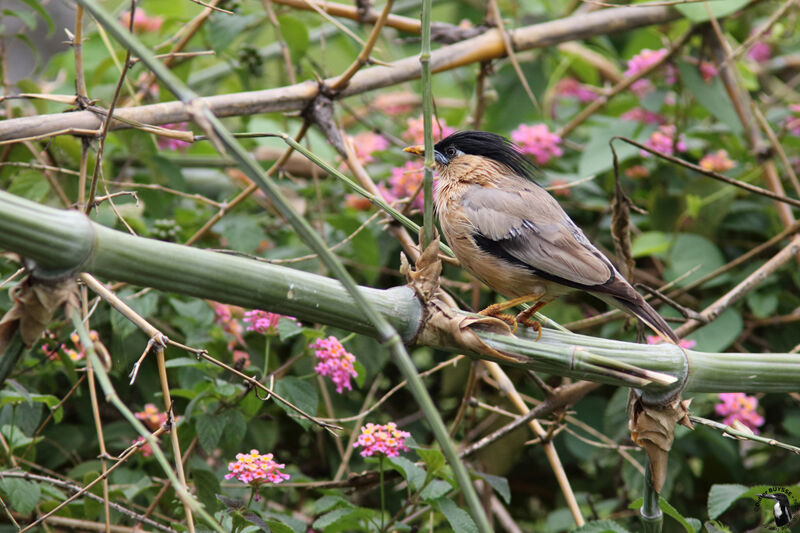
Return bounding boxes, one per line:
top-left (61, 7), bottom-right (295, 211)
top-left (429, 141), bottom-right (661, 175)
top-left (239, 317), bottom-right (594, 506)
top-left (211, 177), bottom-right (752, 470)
top-left (379, 454), bottom-right (386, 532)
top-left (420, 0), bottom-right (434, 248)
top-left (641, 459), bottom-right (663, 533)
top-left (261, 337), bottom-right (271, 382)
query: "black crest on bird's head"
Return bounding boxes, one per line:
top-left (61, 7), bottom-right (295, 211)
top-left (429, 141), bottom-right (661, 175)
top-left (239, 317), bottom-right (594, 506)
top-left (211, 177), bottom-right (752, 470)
top-left (434, 130), bottom-right (538, 182)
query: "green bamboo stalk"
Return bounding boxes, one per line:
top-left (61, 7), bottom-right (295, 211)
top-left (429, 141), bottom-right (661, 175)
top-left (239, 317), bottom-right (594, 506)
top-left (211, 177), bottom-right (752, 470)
top-left (641, 463), bottom-right (663, 532)
top-left (71, 2), bottom-right (491, 529)
top-left (3, 191), bottom-right (800, 393)
top-left (420, 0), bottom-right (435, 248)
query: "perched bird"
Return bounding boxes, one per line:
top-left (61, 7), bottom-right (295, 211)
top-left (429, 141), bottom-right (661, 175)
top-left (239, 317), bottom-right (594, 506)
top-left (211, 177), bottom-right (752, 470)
top-left (759, 492), bottom-right (793, 527)
top-left (404, 130), bottom-right (678, 343)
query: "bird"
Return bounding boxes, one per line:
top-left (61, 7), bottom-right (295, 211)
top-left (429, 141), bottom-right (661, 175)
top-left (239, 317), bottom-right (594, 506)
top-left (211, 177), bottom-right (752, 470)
top-left (759, 492), bottom-right (793, 527)
top-left (404, 130), bottom-right (678, 343)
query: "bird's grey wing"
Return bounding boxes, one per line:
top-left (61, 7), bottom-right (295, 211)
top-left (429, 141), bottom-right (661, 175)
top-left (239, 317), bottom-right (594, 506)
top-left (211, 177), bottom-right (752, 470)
top-left (460, 184), bottom-right (613, 289)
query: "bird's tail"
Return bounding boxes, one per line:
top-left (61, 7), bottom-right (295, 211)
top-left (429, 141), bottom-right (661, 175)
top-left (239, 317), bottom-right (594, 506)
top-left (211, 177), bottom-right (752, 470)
top-left (614, 292), bottom-right (679, 344)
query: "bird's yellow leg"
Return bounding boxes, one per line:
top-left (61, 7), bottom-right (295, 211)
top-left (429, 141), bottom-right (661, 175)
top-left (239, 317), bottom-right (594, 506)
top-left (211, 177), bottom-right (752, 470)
top-left (478, 292), bottom-right (545, 334)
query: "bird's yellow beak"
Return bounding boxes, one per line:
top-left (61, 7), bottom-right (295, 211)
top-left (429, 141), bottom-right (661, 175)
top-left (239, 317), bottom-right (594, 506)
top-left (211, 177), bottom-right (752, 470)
top-left (403, 145), bottom-right (424, 157)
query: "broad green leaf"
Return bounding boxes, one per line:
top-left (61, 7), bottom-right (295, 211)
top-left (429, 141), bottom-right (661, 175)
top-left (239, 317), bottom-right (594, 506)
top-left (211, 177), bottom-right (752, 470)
top-left (684, 308), bottom-right (742, 353)
top-left (195, 413), bottom-right (225, 453)
top-left (311, 506), bottom-right (372, 530)
top-left (278, 15), bottom-right (310, 62)
top-left (782, 411), bottom-right (800, 437)
top-left (164, 357), bottom-right (207, 368)
top-left (314, 494), bottom-right (351, 514)
top-left (0, 478), bottom-right (41, 515)
top-left (416, 447), bottom-right (445, 479)
top-left (675, 0), bottom-right (749, 22)
top-left (474, 472), bottom-right (511, 504)
top-left (746, 290), bottom-right (779, 319)
top-left (664, 233), bottom-right (726, 288)
top-left (8, 170), bottom-right (49, 201)
top-left (277, 317), bottom-right (304, 342)
top-left (420, 479), bottom-right (452, 502)
top-left (275, 376), bottom-right (318, 429)
top-left (221, 409), bottom-right (247, 449)
top-left (572, 520), bottom-right (631, 533)
top-left (264, 519), bottom-right (295, 533)
top-left (434, 497), bottom-right (478, 533)
top-left (191, 467), bottom-right (220, 513)
top-left (20, 0), bottom-right (55, 34)
top-left (579, 120), bottom-right (656, 177)
top-left (678, 61), bottom-right (742, 134)
top-left (206, 12), bottom-right (255, 54)
top-left (386, 455), bottom-right (426, 492)
top-left (631, 231), bottom-right (672, 258)
top-left (660, 497), bottom-right (699, 532)
top-left (707, 484), bottom-right (749, 520)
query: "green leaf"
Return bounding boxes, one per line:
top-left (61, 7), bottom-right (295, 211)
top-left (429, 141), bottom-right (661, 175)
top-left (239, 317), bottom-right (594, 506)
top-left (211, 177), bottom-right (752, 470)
top-left (275, 376), bottom-right (318, 429)
top-left (314, 494), bottom-right (351, 514)
top-left (579, 120), bottom-right (643, 178)
top-left (386, 455), bottom-right (426, 492)
top-left (631, 231), bottom-right (671, 258)
top-left (474, 472), bottom-right (511, 505)
top-left (20, 0), bottom-right (55, 34)
top-left (416, 447), bottom-right (445, 479)
top-left (264, 519), bottom-right (296, 533)
top-left (3, 9), bottom-right (36, 30)
top-left (434, 497), bottom-right (478, 533)
top-left (420, 479), bottom-right (452, 502)
top-left (0, 478), bottom-right (41, 515)
top-left (782, 411), bottom-right (800, 437)
top-left (746, 290), bottom-right (778, 319)
top-left (677, 61), bottom-right (742, 134)
top-left (165, 357), bottom-right (207, 368)
top-left (664, 233), bottom-right (726, 288)
top-left (311, 506), bottom-right (372, 530)
top-left (191, 468), bottom-right (220, 513)
top-left (277, 317), bottom-right (303, 342)
top-left (684, 308), bottom-right (742, 353)
top-left (707, 484), bottom-right (749, 519)
top-left (8, 170), bottom-right (50, 201)
top-left (572, 520), bottom-right (631, 533)
top-left (659, 497), bottom-right (699, 532)
top-left (278, 15), bottom-right (310, 62)
top-left (675, 0), bottom-right (749, 22)
top-left (221, 409), bottom-right (247, 449)
top-left (206, 12), bottom-right (255, 54)
top-left (195, 413), bottom-right (225, 453)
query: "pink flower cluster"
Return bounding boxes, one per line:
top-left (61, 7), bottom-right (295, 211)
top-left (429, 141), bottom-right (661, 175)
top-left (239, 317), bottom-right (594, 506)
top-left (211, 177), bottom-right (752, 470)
top-left (381, 161), bottom-right (427, 210)
top-left (715, 393), bottom-right (765, 433)
top-left (402, 115), bottom-right (456, 144)
top-left (621, 107), bottom-right (666, 125)
top-left (747, 41), bottom-right (771, 62)
top-left (625, 48), bottom-right (669, 96)
top-left (555, 77), bottom-right (598, 103)
top-left (354, 422), bottom-right (410, 458)
top-left (785, 104), bottom-right (800, 136)
top-left (310, 336), bottom-right (358, 394)
top-left (157, 123), bottom-right (191, 152)
top-left (243, 310), bottom-right (300, 335)
top-left (120, 9), bottom-right (163, 32)
top-left (132, 436), bottom-right (154, 457)
top-left (646, 336), bottom-right (696, 350)
top-left (349, 131), bottom-right (390, 165)
top-left (641, 124), bottom-right (687, 157)
top-left (511, 123), bottom-right (563, 165)
top-left (135, 403), bottom-right (169, 431)
top-left (42, 329), bottom-right (99, 362)
top-left (699, 150), bottom-right (735, 172)
top-left (225, 449), bottom-right (290, 485)
top-left (699, 61), bottom-right (718, 83)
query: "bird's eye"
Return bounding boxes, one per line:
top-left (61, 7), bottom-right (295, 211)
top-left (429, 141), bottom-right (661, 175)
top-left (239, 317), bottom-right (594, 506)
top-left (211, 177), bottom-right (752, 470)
top-left (445, 146), bottom-right (458, 158)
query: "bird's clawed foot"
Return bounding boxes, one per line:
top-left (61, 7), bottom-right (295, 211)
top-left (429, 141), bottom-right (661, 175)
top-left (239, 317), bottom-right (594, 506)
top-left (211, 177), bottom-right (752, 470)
top-left (477, 294), bottom-right (546, 338)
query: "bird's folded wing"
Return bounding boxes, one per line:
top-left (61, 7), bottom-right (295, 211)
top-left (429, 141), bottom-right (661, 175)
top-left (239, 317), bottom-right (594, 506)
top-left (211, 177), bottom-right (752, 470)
top-left (461, 185), bottom-right (613, 288)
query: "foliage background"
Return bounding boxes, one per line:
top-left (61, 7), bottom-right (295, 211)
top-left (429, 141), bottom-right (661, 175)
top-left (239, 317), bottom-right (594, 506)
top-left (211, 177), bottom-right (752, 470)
top-left (0, 0), bottom-right (799, 531)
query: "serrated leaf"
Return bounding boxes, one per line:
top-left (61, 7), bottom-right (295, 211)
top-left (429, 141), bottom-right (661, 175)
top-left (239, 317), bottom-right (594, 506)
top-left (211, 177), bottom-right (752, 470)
top-left (277, 317), bottom-right (303, 342)
top-left (195, 413), bottom-right (225, 453)
top-left (191, 468), bottom-right (220, 513)
top-left (264, 519), bottom-right (295, 533)
top-left (416, 447), bottom-right (445, 478)
top-left (8, 170), bottom-right (49, 201)
top-left (659, 497), bottom-right (698, 533)
top-left (206, 12), bottom-right (255, 54)
top-left (311, 506), bottom-right (372, 530)
top-left (386, 455), bottom-right (426, 492)
top-left (221, 409), bottom-right (247, 449)
top-left (314, 494), bottom-right (351, 514)
top-left (434, 497), bottom-right (478, 533)
top-left (0, 478), bottom-right (41, 515)
top-left (420, 479), bottom-right (452, 502)
top-left (707, 484), bottom-right (749, 519)
top-left (275, 376), bottom-right (318, 429)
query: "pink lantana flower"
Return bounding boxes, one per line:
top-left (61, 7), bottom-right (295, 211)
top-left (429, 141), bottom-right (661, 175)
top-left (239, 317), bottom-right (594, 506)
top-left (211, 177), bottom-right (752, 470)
top-left (132, 436), bottom-right (153, 457)
top-left (555, 77), bottom-right (598, 103)
top-left (646, 335), bottom-right (696, 350)
top-left (243, 310), bottom-right (300, 335)
top-left (382, 161), bottom-right (428, 210)
top-left (625, 48), bottom-right (669, 97)
top-left (511, 123), bottom-right (563, 165)
top-left (349, 131), bottom-right (390, 165)
top-left (785, 104), bottom-right (800, 136)
top-left (715, 393), bottom-right (765, 433)
top-left (621, 108), bottom-right (666, 125)
top-left (157, 123), bottom-right (191, 152)
top-left (699, 61), bottom-right (718, 83)
top-left (699, 150), bottom-right (735, 172)
top-left (747, 41), bottom-right (771, 62)
top-left (310, 336), bottom-right (358, 393)
top-left (135, 404), bottom-right (169, 431)
top-left (354, 422), bottom-right (411, 458)
top-left (641, 124), bottom-right (687, 157)
top-left (120, 9), bottom-right (163, 32)
top-left (225, 449), bottom-right (290, 485)
top-left (402, 115), bottom-right (456, 145)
